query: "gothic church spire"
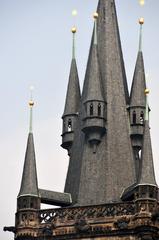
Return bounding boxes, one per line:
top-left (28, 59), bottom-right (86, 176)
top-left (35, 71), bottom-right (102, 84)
top-left (65, 0), bottom-right (136, 205)
top-left (138, 91), bottom-right (157, 186)
top-left (61, 27), bottom-right (81, 155)
top-left (18, 95), bottom-right (39, 198)
top-left (129, 18), bottom-right (147, 181)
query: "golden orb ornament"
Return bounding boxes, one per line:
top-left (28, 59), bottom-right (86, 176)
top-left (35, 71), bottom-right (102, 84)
top-left (145, 88), bottom-right (150, 95)
top-left (29, 100), bottom-right (34, 107)
top-left (71, 27), bottom-right (77, 33)
top-left (139, 17), bottom-right (144, 25)
top-left (93, 12), bottom-right (98, 19)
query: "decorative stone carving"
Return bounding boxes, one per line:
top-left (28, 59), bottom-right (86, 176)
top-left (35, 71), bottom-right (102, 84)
top-left (114, 217), bottom-right (130, 229)
top-left (39, 202), bottom-right (135, 224)
top-left (75, 218), bottom-right (91, 233)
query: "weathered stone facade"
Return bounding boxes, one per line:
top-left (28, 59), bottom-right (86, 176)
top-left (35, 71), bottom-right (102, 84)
top-left (15, 200), bottom-right (159, 239)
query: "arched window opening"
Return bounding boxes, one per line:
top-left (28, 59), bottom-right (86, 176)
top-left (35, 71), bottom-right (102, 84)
top-left (139, 149), bottom-right (142, 159)
top-left (140, 111), bottom-right (144, 124)
top-left (98, 103), bottom-right (101, 116)
top-left (68, 119), bottom-right (72, 132)
top-left (90, 104), bottom-right (93, 116)
top-left (103, 8), bottom-right (106, 21)
top-left (22, 199), bottom-right (27, 208)
top-left (132, 111), bottom-right (136, 124)
top-left (30, 202), bottom-right (34, 208)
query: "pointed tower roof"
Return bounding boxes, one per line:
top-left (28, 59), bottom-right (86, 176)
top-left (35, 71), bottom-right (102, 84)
top-left (84, 13), bottom-right (104, 103)
top-left (97, 0), bottom-right (129, 104)
top-left (18, 96), bottom-right (39, 198)
top-left (139, 121), bottom-right (157, 186)
top-left (63, 27), bottom-right (81, 116)
top-left (130, 18), bottom-right (146, 107)
top-left (139, 93), bottom-right (157, 186)
top-left (65, 1), bottom-right (135, 206)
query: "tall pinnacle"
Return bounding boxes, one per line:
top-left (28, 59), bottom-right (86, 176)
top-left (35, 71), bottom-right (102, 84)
top-left (18, 95), bottom-right (39, 198)
top-left (130, 18), bottom-right (146, 108)
top-left (139, 90), bottom-right (157, 186)
top-left (83, 12), bottom-right (104, 103)
top-left (63, 27), bottom-right (81, 116)
top-left (97, 0), bottom-right (129, 104)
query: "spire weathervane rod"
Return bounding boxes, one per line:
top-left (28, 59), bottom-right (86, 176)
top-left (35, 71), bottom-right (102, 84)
top-left (71, 27), bottom-right (77, 59)
top-left (93, 12), bottom-right (98, 45)
top-left (29, 86), bottom-right (34, 133)
top-left (139, 17), bottom-right (144, 52)
top-left (71, 9), bottom-right (78, 59)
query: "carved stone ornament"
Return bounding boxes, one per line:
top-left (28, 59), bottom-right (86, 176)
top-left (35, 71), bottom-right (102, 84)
top-left (42, 225), bottom-right (53, 236)
top-left (114, 217), bottom-right (130, 229)
top-left (75, 218), bottom-right (91, 233)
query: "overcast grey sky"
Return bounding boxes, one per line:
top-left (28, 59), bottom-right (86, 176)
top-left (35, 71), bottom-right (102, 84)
top-left (0, 0), bottom-right (159, 239)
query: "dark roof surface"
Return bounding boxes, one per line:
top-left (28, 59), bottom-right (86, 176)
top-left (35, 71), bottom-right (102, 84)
top-left (18, 133), bottom-right (39, 198)
top-left (63, 59), bottom-right (81, 116)
top-left (83, 31), bottom-right (104, 103)
top-left (139, 120), bottom-right (157, 186)
top-left (64, 0), bottom-right (136, 205)
top-left (130, 51), bottom-right (146, 107)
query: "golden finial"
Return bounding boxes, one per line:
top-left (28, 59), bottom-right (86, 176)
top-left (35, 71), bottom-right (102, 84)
top-left (71, 27), bottom-right (77, 34)
top-left (145, 88), bottom-right (150, 95)
top-left (29, 100), bottom-right (34, 107)
top-left (139, 17), bottom-right (144, 25)
top-left (93, 12), bottom-right (98, 19)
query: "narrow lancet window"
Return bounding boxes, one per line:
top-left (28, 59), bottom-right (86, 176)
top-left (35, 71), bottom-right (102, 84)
top-left (98, 103), bottom-right (101, 116)
top-left (140, 111), bottom-right (144, 124)
top-left (132, 111), bottom-right (136, 124)
top-left (90, 103), bottom-right (93, 116)
top-left (68, 119), bottom-right (72, 132)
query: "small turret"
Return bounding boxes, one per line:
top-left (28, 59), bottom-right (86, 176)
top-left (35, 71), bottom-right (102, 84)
top-left (82, 13), bottom-right (106, 153)
top-left (129, 18), bottom-right (147, 179)
top-left (122, 91), bottom-right (158, 201)
top-left (61, 27), bottom-right (81, 155)
top-left (16, 89), bottom-right (40, 238)
top-left (135, 91), bottom-right (158, 201)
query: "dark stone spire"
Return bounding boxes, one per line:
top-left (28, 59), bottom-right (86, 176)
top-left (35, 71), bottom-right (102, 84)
top-left (61, 28), bottom-right (81, 155)
top-left (135, 118), bottom-right (158, 200)
top-left (121, 95), bottom-right (158, 201)
top-left (18, 133), bottom-right (39, 198)
top-left (130, 18), bottom-right (146, 108)
top-left (139, 120), bottom-right (157, 186)
top-left (82, 15), bottom-right (106, 153)
top-left (17, 99), bottom-right (40, 212)
top-left (130, 52), bottom-right (146, 108)
top-left (83, 19), bottom-right (104, 103)
top-left (129, 19), bottom-right (147, 180)
top-left (63, 59), bottom-right (81, 117)
top-left (97, 0), bottom-right (129, 104)
top-left (64, 1), bottom-right (136, 205)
